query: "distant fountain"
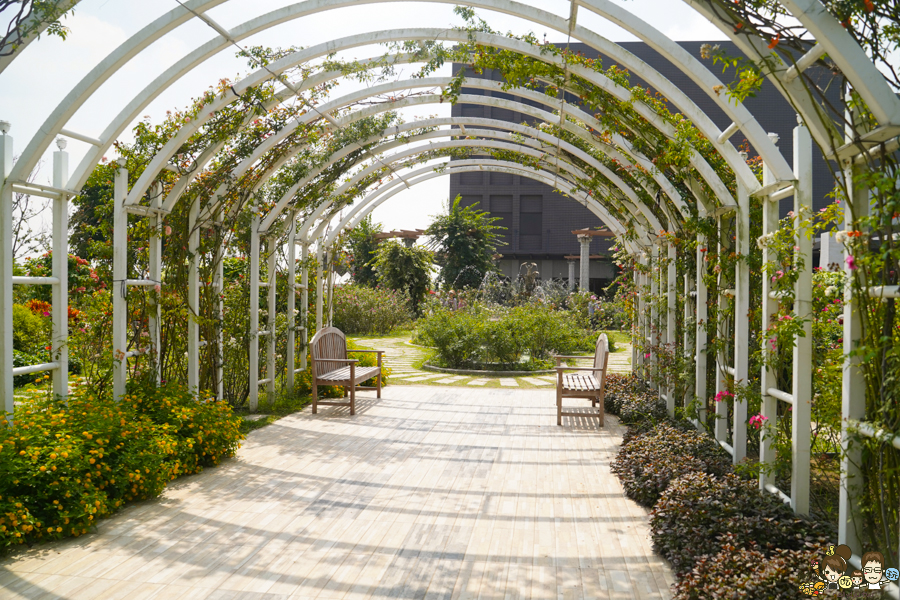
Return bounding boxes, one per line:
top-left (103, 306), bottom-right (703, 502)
top-left (476, 263), bottom-right (572, 308)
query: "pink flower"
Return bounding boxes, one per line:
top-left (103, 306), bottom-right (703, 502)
top-left (714, 390), bottom-right (734, 403)
top-left (845, 255), bottom-right (857, 270)
top-left (154, 284), bottom-right (161, 293)
top-left (644, 353), bottom-right (650, 359)
top-left (42, 311), bottom-right (50, 317)
top-left (165, 225), bottom-right (172, 236)
top-left (749, 414), bottom-right (768, 429)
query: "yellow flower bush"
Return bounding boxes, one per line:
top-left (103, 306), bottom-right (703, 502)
top-left (0, 383), bottom-right (243, 550)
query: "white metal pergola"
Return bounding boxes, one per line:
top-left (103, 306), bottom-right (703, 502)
top-left (2, 0), bottom-right (900, 579)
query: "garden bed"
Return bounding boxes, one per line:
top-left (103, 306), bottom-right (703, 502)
top-left (422, 363), bottom-right (555, 376)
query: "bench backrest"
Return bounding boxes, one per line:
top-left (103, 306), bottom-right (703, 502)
top-left (593, 334), bottom-right (609, 374)
top-left (310, 327), bottom-right (348, 377)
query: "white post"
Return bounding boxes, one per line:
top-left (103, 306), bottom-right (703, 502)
top-left (633, 259), bottom-right (640, 374)
top-left (732, 180), bottom-right (750, 463)
top-left (215, 233), bottom-right (224, 401)
top-left (791, 122), bottom-right (813, 516)
top-left (112, 159), bottom-right (128, 401)
top-left (759, 139), bottom-right (781, 491)
top-left (695, 231), bottom-right (708, 430)
top-left (649, 244), bottom-right (659, 390)
top-left (286, 215), bottom-right (296, 392)
top-left (578, 235), bottom-right (590, 291)
top-left (148, 183), bottom-right (162, 386)
top-left (52, 139), bottom-right (69, 399)
top-left (714, 214), bottom-right (728, 445)
top-left (249, 210), bottom-right (260, 413)
top-left (300, 241), bottom-right (308, 371)
top-left (568, 259), bottom-right (576, 292)
top-left (683, 272), bottom-right (693, 409)
top-left (839, 163), bottom-right (867, 551)
top-left (1, 122), bottom-right (14, 418)
top-left (666, 241), bottom-right (677, 417)
top-left (187, 199), bottom-right (200, 397)
top-left (327, 249), bottom-right (335, 327)
top-left (267, 238), bottom-right (276, 401)
top-left (316, 241), bottom-right (324, 332)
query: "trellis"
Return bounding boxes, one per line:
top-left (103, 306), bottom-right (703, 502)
top-left (2, 0), bottom-right (900, 583)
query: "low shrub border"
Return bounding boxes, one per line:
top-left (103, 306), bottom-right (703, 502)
top-left (0, 383), bottom-right (244, 552)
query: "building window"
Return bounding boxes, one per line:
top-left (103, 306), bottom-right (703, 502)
top-left (491, 195), bottom-right (513, 251)
top-left (519, 195), bottom-right (542, 252)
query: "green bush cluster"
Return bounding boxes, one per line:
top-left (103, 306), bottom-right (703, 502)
top-left (331, 284), bottom-right (413, 335)
top-left (0, 383), bottom-right (243, 551)
top-left (611, 423), bottom-right (732, 507)
top-left (416, 302), bottom-right (597, 369)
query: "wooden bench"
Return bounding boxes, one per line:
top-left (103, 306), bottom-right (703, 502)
top-left (310, 327), bottom-right (384, 416)
top-left (554, 334), bottom-right (609, 427)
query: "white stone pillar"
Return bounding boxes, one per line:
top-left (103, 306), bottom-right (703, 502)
top-left (249, 211), bottom-right (260, 413)
top-left (286, 215), bottom-right (296, 392)
top-left (791, 122), bottom-right (813, 516)
top-left (0, 121), bottom-right (13, 418)
top-left (568, 259), bottom-right (576, 291)
top-left (52, 139), bottom-right (69, 399)
top-left (112, 159), bottom-right (128, 401)
top-left (578, 235), bottom-right (590, 291)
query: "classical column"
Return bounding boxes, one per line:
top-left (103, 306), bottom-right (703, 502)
top-left (578, 234), bottom-right (591, 291)
top-left (568, 259), bottom-right (576, 292)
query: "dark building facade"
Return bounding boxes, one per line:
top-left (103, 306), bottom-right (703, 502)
top-left (449, 41), bottom-right (839, 292)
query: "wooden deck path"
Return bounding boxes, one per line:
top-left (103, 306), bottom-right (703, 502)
top-left (0, 386), bottom-right (673, 600)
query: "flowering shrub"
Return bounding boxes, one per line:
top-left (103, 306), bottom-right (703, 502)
top-left (21, 253), bottom-right (105, 304)
top-left (0, 383), bottom-right (243, 550)
top-left (650, 471), bottom-right (831, 575)
top-left (331, 284), bottom-right (413, 335)
top-left (611, 423), bottom-right (733, 508)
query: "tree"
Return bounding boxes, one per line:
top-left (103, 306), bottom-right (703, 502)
top-left (426, 195), bottom-right (505, 290)
top-left (372, 240), bottom-right (433, 315)
top-left (344, 215), bottom-right (382, 287)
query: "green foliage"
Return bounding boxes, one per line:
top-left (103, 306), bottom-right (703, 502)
top-left (611, 423), bottom-right (733, 508)
top-left (425, 195), bottom-right (505, 289)
top-left (372, 240), bottom-right (433, 315)
top-left (332, 284), bottom-right (413, 335)
top-left (416, 301), bottom-right (597, 369)
top-left (343, 216), bottom-right (382, 287)
top-left (0, 383), bottom-right (243, 551)
top-left (12, 304), bottom-right (47, 353)
top-left (651, 471), bottom-right (831, 576)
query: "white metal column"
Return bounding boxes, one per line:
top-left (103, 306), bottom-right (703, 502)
top-left (649, 244), bottom-right (659, 389)
top-left (733, 180), bottom-right (750, 463)
top-left (286, 216), bottom-right (296, 392)
top-left (112, 159), bottom-right (128, 401)
top-left (695, 231), bottom-right (708, 430)
top-left (666, 241), bottom-right (677, 416)
top-left (683, 272), bottom-right (694, 409)
top-left (327, 249), bottom-right (335, 327)
top-left (266, 239), bottom-right (276, 400)
top-left (791, 122), bottom-right (813, 516)
top-left (759, 137), bottom-right (781, 492)
top-left (316, 241), bottom-right (324, 332)
top-left (215, 233), bottom-right (224, 401)
top-left (187, 199), bottom-right (200, 396)
top-left (714, 213), bottom-right (729, 445)
top-left (300, 241), bottom-right (308, 372)
top-left (148, 183), bottom-right (162, 386)
top-left (52, 139), bottom-right (69, 399)
top-left (0, 122), bottom-right (12, 418)
top-left (249, 211), bottom-right (260, 413)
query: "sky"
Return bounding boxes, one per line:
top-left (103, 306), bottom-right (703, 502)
top-left (0, 0), bottom-right (728, 240)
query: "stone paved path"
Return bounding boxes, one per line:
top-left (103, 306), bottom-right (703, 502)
top-left (0, 386), bottom-right (673, 599)
top-left (352, 335), bottom-right (631, 389)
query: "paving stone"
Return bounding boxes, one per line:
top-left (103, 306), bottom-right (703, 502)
top-left (467, 379), bottom-right (489, 386)
top-left (498, 378), bottom-right (519, 387)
